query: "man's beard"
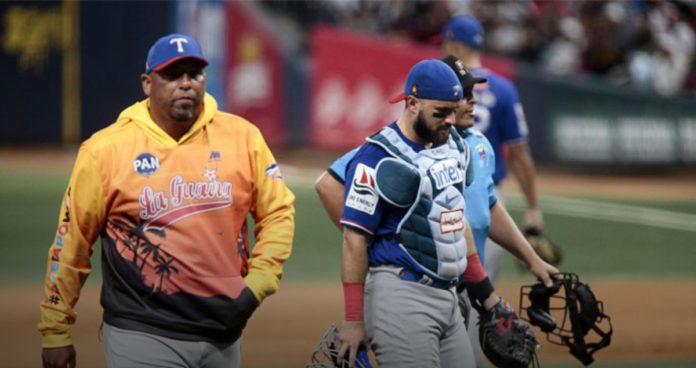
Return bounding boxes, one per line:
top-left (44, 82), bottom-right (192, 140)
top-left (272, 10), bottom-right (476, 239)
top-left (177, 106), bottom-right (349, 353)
top-left (169, 100), bottom-right (201, 122)
top-left (414, 111), bottom-right (450, 145)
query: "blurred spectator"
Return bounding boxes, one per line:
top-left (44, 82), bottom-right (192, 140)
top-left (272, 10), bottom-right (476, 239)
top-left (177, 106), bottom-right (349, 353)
top-left (388, 0), bottom-right (451, 42)
top-left (647, 0), bottom-right (695, 95)
top-left (257, 0), bottom-right (696, 96)
top-left (540, 16), bottom-right (585, 75)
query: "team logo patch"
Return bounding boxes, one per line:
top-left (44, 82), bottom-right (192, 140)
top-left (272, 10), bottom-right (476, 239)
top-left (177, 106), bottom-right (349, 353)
top-left (346, 163), bottom-right (378, 215)
top-left (476, 143), bottom-right (487, 162)
top-left (133, 153), bottom-right (160, 176)
top-left (203, 168), bottom-right (217, 181)
top-left (455, 60), bottom-right (467, 77)
top-left (51, 248), bottom-right (61, 261)
top-left (265, 163), bottom-right (283, 180)
top-left (440, 209), bottom-right (464, 233)
top-left (429, 158), bottom-right (463, 190)
top-left (453, 84), bottom-right (462, 97)
top-left (208, 151), bottom-right (221, 162)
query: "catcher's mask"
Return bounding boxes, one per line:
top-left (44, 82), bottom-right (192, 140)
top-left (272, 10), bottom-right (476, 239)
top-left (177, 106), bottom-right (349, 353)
top-left (519, 272), bottom-right (612, 366)
top-left (306, 324), bottom-right (372, 368)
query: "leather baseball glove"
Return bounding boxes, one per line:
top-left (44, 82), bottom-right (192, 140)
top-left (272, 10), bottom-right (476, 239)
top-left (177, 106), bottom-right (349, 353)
top-left (524, 227), bottom-right (563, 266)
top-left (479, 298), bottom-right (538, 368)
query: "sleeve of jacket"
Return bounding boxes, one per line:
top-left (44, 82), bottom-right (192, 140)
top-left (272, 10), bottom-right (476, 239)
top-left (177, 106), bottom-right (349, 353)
top-left (37, 147), bottom-right (106, 347)
top-left (244, 129), bottom-right (296, 303)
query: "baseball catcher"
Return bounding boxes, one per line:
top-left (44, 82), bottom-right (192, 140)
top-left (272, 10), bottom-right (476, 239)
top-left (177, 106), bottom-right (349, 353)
top-left (474, 297), bottom-right (539, 368)
top-left (520, 272), bottom-right (613, 366)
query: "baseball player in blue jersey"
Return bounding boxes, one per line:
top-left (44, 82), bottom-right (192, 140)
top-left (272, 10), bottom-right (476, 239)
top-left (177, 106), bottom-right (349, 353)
top-left (337, 58), bottom-right (490, 368)
top-left (442, 15), bottom-right (545, 287)
top-left (316, 58), bottom-right (551, 368)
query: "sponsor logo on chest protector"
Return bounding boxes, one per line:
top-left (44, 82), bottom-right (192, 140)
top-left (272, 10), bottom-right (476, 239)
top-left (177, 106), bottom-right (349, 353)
top-left (440, 209), bottom-right (464, 233)
top-left (429, 158), bottom-right (463, 190)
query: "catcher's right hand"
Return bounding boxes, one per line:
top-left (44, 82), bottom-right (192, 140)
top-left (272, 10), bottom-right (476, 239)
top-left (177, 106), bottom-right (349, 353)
top-left (479, 298), bottom-right (538, 368)
top-left (524, 227), bottom-right (562, 266)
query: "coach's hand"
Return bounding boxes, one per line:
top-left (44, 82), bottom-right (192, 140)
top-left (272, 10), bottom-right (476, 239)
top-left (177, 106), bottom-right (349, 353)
top-left (337, 321), bottom-right (367, 368)
top-left (42, 345), bottom-right (76, 368)
top-left (524, 207), bottom-right (544, 231)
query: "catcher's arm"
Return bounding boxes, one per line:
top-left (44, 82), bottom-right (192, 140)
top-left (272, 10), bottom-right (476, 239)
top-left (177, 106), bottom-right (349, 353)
top-left (488, 202), bottom-right (557, 287)
top-left (315, 171), bottom-right (345, 230)
top-left (337, 227), bottom-right (369, 368)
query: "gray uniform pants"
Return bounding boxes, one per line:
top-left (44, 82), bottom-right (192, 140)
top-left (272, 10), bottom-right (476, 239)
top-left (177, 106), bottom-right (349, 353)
top-left (364, 266), bottom-right (475, 368)
top-left (103, 323), bottom-right (241, 368)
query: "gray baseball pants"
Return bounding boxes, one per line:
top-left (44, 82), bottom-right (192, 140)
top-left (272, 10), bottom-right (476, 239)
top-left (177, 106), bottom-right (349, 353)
top-left (103, 323), bottom-right (241, 368)
top-left (364, 266), bottom-right (475, 368)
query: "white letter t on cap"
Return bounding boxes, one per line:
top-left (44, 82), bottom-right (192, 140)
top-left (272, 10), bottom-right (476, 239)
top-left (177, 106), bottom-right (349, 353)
top-left (170, 37), bottom-right (189, 53)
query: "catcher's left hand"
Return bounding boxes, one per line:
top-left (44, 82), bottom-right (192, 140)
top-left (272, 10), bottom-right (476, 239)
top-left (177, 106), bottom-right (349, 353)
top-left (479, 298), bottom-right (538, 368)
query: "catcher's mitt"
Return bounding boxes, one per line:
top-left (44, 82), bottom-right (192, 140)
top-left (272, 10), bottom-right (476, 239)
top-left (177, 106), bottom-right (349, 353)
top-left (306, 324), bottom-right (372, 368)
top-left (479, 298), bottom-right (539, 368)
top-left (524, 227), bottom-right (563, 266)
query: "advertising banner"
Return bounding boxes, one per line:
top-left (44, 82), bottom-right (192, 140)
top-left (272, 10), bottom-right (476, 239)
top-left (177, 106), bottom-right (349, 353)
top-left (309, 26), bottom-right (514, 151)
top-left (226, 1), bottom-right (286, 146)
top-left (1, 2), bottom-right (64, 143)
top-left (546, 88), bottom-right (696, 165)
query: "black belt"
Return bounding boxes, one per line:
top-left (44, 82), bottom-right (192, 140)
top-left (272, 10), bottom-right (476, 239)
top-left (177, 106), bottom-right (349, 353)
top-left (399, 268), bottom-right (456, 290)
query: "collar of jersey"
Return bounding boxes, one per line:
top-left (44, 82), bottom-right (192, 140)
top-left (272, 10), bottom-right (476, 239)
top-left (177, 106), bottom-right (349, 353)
top-left (118, 93), bottom-right (218, 147)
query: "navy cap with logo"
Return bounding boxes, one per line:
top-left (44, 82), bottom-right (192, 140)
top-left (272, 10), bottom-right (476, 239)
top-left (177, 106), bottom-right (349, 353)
top-left (389, 59), bottom-right (463, 103)
top-left (442, 16), bottom-right (484, 49)
top-left (145, 33), bottom-right (208, 74)
top-left (440, 55), bottom-right (487, 91)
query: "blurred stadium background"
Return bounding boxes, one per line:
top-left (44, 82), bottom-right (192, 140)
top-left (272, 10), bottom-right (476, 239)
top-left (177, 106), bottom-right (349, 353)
top-left (2, 1), bottom-right (696, 367)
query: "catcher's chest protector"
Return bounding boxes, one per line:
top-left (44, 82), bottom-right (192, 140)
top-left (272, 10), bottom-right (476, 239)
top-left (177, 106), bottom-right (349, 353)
top-left (368, 127), bottom-right (470, 281)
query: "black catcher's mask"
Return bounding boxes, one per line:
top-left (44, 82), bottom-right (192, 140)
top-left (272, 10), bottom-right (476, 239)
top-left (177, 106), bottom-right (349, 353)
top-left (519, 272), bottom-right (612, 366)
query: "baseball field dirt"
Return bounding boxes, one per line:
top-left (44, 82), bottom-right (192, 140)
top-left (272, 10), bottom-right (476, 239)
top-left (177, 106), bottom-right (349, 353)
top-left (5, 279), bottom-right (696, 367)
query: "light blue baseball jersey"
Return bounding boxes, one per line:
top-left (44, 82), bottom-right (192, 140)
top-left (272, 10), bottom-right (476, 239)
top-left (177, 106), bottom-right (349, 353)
top-left (471, 68), bottom-right (528, 185)
top-left (330, 126), bottom-right (497, 261)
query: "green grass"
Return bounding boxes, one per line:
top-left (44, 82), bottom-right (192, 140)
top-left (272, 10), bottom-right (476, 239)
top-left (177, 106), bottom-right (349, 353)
top-left (0, 169), bottom-right (72, 283)
top-left (502, 204), bottom-right (696, 279)
top-left (283, 185), bottom-right (343, 280)
top-left (1, 168), bottom-right (695, 283)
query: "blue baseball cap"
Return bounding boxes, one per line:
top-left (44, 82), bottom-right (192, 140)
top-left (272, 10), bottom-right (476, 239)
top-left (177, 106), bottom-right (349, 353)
top-left (145, 33), bottom-right (208, 74)
top-left (389, 59), bottom-right (463, 103)
top-left (442, 16), bottom-right (484, 49)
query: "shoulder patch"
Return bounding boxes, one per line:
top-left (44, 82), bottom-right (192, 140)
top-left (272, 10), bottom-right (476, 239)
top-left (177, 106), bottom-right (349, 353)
top-left (265, 163), bottom-right (283, 179)
top-left (345, 163), bottom-right (378, 215)
top-left (475, 143), bottom-right (488, 168)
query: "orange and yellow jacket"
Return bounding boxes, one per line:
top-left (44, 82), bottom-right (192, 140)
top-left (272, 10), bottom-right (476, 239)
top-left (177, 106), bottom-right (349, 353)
top-left (38, 93), bottom-right (295, 347)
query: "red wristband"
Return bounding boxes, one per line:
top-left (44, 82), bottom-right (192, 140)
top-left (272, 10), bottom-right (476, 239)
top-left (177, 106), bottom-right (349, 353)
top-left (343, 282), bottom-right (365, 322)
top-left (463, 254), bottom-right (487, 284)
